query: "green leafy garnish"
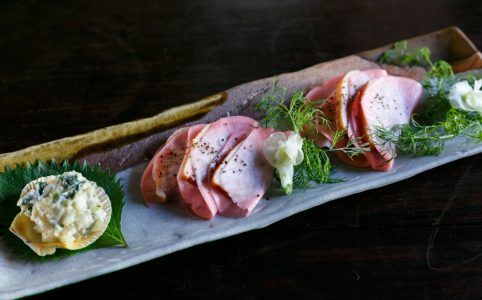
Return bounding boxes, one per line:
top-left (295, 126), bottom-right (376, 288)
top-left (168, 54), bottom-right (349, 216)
top-left (375, 41), bottom-right (482, 157)
top-left (256, 85), bottom-right (333, 189)
top-left (293, 139), bottom-right (341, 188)
top-left (0, 160), bottom-right (127, 260)
top-left (422, 61), bottom-right (455, 96)
top-left (256, 87), bottom-right (327, 132)
top-left (379, 40), bottom-right (431, 67)
top-left (256, 84), bottom-right (367, 189)
top-left (330, 129), bottom-right (371, 158)
top-left (376, 107), bottom-right (482, 157)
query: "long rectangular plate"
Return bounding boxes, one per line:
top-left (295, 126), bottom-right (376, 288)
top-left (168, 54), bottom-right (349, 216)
top-left (1, 27), bottom-right (481, 299)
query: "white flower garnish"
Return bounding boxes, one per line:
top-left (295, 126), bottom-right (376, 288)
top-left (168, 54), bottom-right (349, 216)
top-left (263, 132), bottom-right (304, 194)
top-left (448, 79), bottom-right (482, 113)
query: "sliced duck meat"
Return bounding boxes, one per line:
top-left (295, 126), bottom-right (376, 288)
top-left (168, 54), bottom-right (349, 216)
top-left (192, 116), bottom-right (258, 214)
top-left (333, 69), bottom-right (388, 167)
top-left (141, 127), bottom-right (189, 205)
top-left (149, 127), bottom-right (190, 203)
top-left (140, 128), bottom-right (189, 205)
top-left (335, 69), bottom-right (388, 135)
top-left (304, 74), bottom-right (344, 148)
top-left (211, 128), bottom-right (275, 217)
top-left (140, 158), bottom-right (158, 205)
top-left (177, 124), bottom-right (213, 218)
top-left (353, 75), bottom-right (423, 171)
top-left (207, 130), bottom-right (251, 213)
top-left (180, 116), bottom-right (259, 219)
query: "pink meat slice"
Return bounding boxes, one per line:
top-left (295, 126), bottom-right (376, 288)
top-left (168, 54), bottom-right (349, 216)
top-left (141, 128), bottom-right (188, 206)
top-left (354, 76), bottom-right (423, 171)
top-left (191, 116), bottom-right (258, 216)
top-left (149, 127), bottom-right (190, 203)
top-left (180, 116), bottom-right (259, 219)
top-left (207, 130), bottom-right (251, 213)
top-left (177, 124), bottom-right (213, 218)
top-left (211, 128), bottom-right (275, 217)
top-left (335, 69), bottom-right (388, 134)
top-left (331, 69), bottom-right (388, 167)
top-left (305, 74), bottom-right (344, 147)
top-left (140, 158), bottom-right (158, 205)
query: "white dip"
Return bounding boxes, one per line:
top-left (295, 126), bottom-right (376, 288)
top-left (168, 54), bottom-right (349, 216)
top-left (18, 171), bottom-right (107, 245)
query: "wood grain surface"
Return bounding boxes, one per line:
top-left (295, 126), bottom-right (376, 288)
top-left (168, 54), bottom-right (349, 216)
top-left (1, 0), bottom-right (481, 299)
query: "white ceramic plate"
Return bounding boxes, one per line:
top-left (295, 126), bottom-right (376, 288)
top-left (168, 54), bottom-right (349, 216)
top-left (1, 135), bottom-right (481, 299)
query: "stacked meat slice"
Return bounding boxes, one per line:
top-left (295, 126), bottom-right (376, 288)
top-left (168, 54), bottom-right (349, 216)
top-left (141, 68), bottom-right (423, 219)
top-left (306, 69), bottom-right (423, 171)
top-left (141, 116), bottom-right (279, 219)
top-left (140, 127), bottom-right (189, 204)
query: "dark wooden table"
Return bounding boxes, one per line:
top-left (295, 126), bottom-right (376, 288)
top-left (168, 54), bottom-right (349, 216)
top-left (1, 0), bottom-right (482, 299)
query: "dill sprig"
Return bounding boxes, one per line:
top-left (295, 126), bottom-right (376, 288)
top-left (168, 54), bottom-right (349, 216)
top-left (293, 139), bottom-right (342, 188)
top-left (256, 85), bottom-right (327, 132)
top-left (330, 129), bottom-right (371, 158)
top-left (376, 108), bottom-right (482, 157)
top-left (376, 41), bottom-right (482, 157)
top-left (257, 84), bottom-right (371, 189)
top-left (0, 160), bottom-right (127, 261)
top-left (256, 85), bottom-right (338, 188)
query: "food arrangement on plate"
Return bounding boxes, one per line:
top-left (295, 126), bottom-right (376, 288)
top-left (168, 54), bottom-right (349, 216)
top-left (139, 41), bottom-right (482, 220)
top-left (0, 37), bottom-right (480, 262)
top-left (1, 26), bottom-right (482, 299)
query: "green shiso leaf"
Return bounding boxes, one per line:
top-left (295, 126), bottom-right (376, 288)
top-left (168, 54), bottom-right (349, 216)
top-left (0, 160), bottom-right (127, 261)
